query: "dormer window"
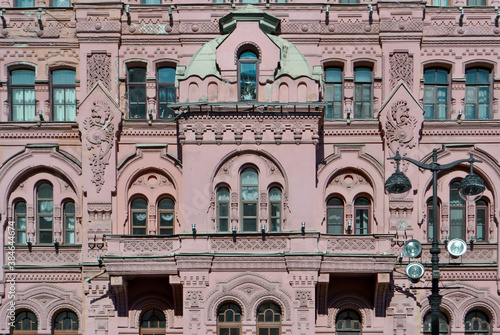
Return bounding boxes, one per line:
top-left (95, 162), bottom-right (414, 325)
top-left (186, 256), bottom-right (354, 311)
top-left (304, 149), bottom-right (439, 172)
top-left (238, 50), bottom-right (258, 101)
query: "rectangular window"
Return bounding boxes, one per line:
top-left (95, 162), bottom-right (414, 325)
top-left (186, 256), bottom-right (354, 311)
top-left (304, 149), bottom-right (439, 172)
top-left (450, 182), bottom-right (466, 240)
top-left (324, 67), bottom-right (343, 119)
top-left (432, 0), bottom-right (449, 5)
top-left (468, 0), bottom-right (486, 5)
top-left (476, 200), bottom-right (487, 241)
top-left (52, 69), bottom-right (76, 121)
top-left (10, 69), bottom-right (36, 122)
top-left (128, 67), bottom-right (147, 119)
top-left (142, 0), bottom-right (162, 3)
top-left (157, 67), bottom-right (176, 119)
top-left (37, 184), bottom-right (54, 244)
top-left (241, 168), bottom-right (258, 232)
top-left (64, 202), bottom-right (76, 244)
top-left (354, 67), bottom-right (372, 119)
top-left (15, 202), bottom-right (27, 245)
top-left (340, 0), bottom-right (359, 3)
top-left (15, 0), bottom-right (35, 7)
top-left (423, 68), bottom-right (449, 120)
top-left (465, 68), bottom-right (491, 120)
top-left (217, 190), bottom-right (230, 232)
top-left (238, 51), bottom-right (258, 101)
top-left (51, 0), bottom-right (70, 6)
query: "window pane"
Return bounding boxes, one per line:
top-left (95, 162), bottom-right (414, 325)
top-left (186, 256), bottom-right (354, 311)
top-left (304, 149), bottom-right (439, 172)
top-left (436, 69), bottom-right (448, 84)
top-left (326, 67), bottom-right (342, 82)
top-left (243, 218), bottom-right (257, 231)
top-left (129, 68), bottom-right (146, 82)
top-left (53, 0), bottom-right (70, 6)
top-left (241, 169), bottom-right (258, 185)
top-left (159, 198), bottom-right (175, 210)
top-left (158, 67), bottom-right (175, 83)
top-left (12, 70), bottom-right (35, 85)
top-left (17, 0), bottom-right (35, 6)
top-left (477, 68), bottom-right (489, 84)
top-left (132, 198), bottom-right (148, 209)
top-left (241, 186), bottom-right (258, 200)
top-left (53, 70), bottom-right (76, 85)
top-left (355, 67), bottom-right (371, 82)
top-left (269, 188), bottom-right (281, 201)
top-left (218, 188), bottom-right (230, 201)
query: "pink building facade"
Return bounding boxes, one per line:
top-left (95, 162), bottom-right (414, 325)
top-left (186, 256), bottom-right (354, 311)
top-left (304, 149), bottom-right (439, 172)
top-left (0, 0), bottom-right (500, 334)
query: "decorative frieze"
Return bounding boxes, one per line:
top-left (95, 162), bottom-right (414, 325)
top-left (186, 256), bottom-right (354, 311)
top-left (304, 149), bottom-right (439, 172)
top-left (210, 237), bottom-right (288, 252)
top-left (8, 247), bottom-right (81, 266)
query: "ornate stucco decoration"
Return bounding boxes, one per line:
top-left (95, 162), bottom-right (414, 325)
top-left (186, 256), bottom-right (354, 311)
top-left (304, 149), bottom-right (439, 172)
top-left (389, 52), bottom-right (413, 90)
top-left (385, 100), bottom-right (418, 172)
top-left (83, 101), bottom-right (114, 193)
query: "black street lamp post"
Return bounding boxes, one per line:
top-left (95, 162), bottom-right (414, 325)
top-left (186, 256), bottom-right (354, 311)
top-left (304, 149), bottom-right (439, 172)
top-left (384, 149), bottom-right (485, 335)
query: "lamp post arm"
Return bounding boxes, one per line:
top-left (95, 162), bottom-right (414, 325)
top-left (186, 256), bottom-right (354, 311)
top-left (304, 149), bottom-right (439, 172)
top-left (437, 158), bottom-right (481, 172)
top-left (388, 151), bottom-right (482, 172)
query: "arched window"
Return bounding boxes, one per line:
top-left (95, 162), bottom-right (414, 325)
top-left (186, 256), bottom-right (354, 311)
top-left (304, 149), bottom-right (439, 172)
top-left (12, 311), bottom-right (37, 335)
top-left (465, 67), bottom-right (491, 120)
top-left (140, 309), bottom-right (166, 335)
top-left (427, 198), bottom-right (441, 242)
top-left (131, 198), bottom-right (148, 235)
top-left (423, 68), bottom-right (449, 120)
top-left (269, 187), bottom-right (282, 232)
top-left (476, 199), bottom-right (488, 242)
top-left (327, 197), bottom-right (344, 234)
top-left (157, 67), bottom-right (176, 119)
top-left (449, 181), bottom-right (466, 240)
top-left (353, 67), bottom-right (372, 119)
top-left (158, 198), bottom-right (174, 235)
top-left (37, 183), bottom-right (54, 244)
top-left (10, 69), bottom-right (36, 122)
top-left (465, 310), bottom-right (489, 335)
top-left (217, 303), bottom-right (242, 335)
top-left (336, 309), bottom-right (361, 335)
top-left (354, 197), bottom-right (370, 234)
top-left (238, 50), bottom-right (258, 101)
top-left (423, 312), bottom-right (449, 335)
top-left (53, 310), bottom-right (79, 334)
top-left (52, 69), bottom-right (76, 121)
top-left (217, 187), bottom-right (230, 232)
top-left (257, 302), bottom-right (281, 335)
top-left (63, 201), bottom-right (76, 244)
top-left (128, 67), bottom-right (147, 119)
top-left (241, 168), bottom-right (259, 232)
top-left (324, 67), bottom-right (343, 119)
top-left (15, 201), bottom-right (27, 244)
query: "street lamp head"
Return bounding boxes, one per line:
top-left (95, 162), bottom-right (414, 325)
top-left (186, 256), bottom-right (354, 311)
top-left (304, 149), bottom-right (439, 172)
top-left (458, 173), bottom-right (485, 202)
top-left (385, 170), bottom-right (412, 194)
top-left (385, 151), bottom-right (412, 194)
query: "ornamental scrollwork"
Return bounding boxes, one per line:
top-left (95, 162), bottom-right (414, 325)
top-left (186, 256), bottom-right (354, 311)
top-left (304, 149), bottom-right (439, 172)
top-left (83, 101), bottom-right (114, 193)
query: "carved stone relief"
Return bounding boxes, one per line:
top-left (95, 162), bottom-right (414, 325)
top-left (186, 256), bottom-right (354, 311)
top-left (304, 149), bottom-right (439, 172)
top-left (82, 101), bottom-right (115, 193)
top-left (390, 52), bottom-right (413, 90)
top-left (87, 53), bottom-right (112, 92)
top-left (385, 100), bottom-right (418, 172)
top-left (133, 173), bottom-right (172, 190)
